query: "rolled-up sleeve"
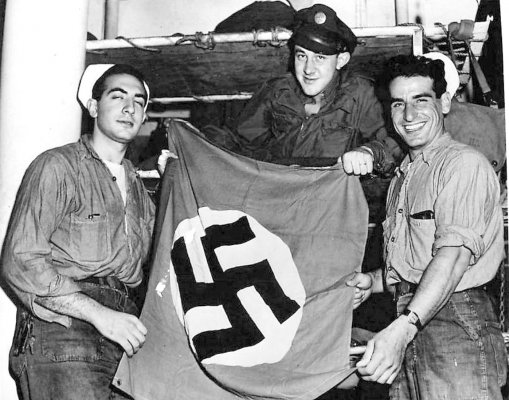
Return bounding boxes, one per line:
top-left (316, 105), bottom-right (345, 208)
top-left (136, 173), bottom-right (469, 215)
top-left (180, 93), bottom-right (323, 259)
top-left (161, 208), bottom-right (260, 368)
top-left (432, 151), bottom-right (499, 264)
top-left (355, 83), bottom-right (402, 172)
top-left (2, 152), bottom-right (81, 326)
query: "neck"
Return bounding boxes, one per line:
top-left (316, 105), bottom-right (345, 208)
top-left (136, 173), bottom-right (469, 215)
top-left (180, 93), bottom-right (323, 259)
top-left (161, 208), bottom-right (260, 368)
top-left (408, 129), bottom-right (446, 161)
top-left (90, 132), bottom-right (127, 164)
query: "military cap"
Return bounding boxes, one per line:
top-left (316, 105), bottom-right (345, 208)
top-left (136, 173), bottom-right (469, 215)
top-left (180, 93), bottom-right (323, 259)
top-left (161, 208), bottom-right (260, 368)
top-left (291, 4), bottom-right (357, 55)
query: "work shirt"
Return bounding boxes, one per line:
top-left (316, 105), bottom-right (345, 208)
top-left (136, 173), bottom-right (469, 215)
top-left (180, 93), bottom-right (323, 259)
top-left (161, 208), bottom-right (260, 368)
top-left (233, 68), bottom-right (401, 170)
top-left (383, 133), bottom-right (504, 291)
top-left (2, 135), bottom-right (155, 326)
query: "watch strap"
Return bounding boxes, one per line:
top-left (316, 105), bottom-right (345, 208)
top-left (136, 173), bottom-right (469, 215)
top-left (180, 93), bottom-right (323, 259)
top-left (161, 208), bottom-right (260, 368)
top-left (402, 309), bottom-right (423, 331)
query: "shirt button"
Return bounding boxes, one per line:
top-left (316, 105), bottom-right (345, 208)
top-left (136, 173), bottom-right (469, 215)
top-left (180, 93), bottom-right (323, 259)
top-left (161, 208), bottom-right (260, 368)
top-left (112, 176), bottom-right (117, 182)
top-left (398, 209), bottom-right (403, 213)
top-left (391, 237), bottom-right (395, 242)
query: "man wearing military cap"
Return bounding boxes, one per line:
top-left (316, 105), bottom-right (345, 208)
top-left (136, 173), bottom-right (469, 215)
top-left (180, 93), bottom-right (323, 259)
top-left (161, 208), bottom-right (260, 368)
top-left (230, 3), bottom-right (401, 177)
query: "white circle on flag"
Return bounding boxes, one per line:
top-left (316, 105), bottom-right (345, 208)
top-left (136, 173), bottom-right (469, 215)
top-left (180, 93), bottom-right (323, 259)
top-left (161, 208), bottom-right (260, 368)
top-left (169, 207), bottom-right (306, 367)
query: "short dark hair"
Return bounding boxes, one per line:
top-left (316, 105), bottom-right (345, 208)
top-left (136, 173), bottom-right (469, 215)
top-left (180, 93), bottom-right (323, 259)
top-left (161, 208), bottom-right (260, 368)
top-left (92, 64), bottom-right (147, 101)
top-left (382, 55), bottom-right (448, 98)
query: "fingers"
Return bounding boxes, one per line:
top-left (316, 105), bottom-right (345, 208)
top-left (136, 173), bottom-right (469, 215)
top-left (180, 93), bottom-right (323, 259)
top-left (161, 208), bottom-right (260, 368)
top-left (356, 340), bottom-right (374, 368)
top-left (349, 345), bottom-right (367, 356)
top-left (157, 150), bottom-right (178, 176)
top-left (341, 151), bottom-right (374, 176)
top-left (124, 317), bottom-right (147, 356)
top-left (97, 312), bottom-right (148, 357)
top-left (125, 329), bottom-right (147, 357)
top-left (355, 334), bottom-right (404, 384)
top-left (352, 288), bottom-right (364, 309)
top-left (346, 272), bottom-right (372, 289)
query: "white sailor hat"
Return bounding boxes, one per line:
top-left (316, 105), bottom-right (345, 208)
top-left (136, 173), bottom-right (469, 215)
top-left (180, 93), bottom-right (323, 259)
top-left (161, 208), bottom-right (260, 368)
top-left (423, 52), bottom-right (460, 97)
top-left (77, 64), bottom-right (150, 111)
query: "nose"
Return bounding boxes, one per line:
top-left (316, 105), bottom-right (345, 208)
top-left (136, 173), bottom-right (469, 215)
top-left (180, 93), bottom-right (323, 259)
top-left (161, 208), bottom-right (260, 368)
top-left (304, 58), bottom-right (315, 75)
top-left (404, 103), bottom-right (416, 121)
top-left (123, 98), bottom-right (135, 114)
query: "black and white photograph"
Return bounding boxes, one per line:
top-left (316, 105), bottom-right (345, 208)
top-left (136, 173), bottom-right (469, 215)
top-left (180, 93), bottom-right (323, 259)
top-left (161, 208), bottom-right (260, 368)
top-left (0, 1), bottom-right (507, 399)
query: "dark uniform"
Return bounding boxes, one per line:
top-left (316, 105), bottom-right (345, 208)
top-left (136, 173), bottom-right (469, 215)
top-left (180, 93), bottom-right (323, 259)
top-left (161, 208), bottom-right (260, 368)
top-left (226, 4), bottom-right (400, 172)
top-left (233, 68), bottom-right (400, 171)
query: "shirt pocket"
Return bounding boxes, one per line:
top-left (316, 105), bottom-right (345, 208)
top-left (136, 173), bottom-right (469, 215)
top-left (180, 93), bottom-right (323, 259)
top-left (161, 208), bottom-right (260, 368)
top-left (321, 120), bottom-right (358, 152)
top-left (407, 217), bottom-right (435, 271)
top-left (69, 213), bottom-right (111, 266)
top-left (271, 111), bottom-right (294, 140)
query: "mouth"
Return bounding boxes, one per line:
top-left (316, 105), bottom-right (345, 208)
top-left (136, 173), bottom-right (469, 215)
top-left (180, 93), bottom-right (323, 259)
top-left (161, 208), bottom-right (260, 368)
top-left (117, 120), bottom-right (134, 128)
top-left (403, 122), bottom-right (426, 133)
top-left (302, 76), bottom-right (317, 84)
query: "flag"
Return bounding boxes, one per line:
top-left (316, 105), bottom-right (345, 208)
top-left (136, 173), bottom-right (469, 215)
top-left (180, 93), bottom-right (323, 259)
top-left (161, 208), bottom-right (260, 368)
top-left (114, 120), bottom-right (369, 400)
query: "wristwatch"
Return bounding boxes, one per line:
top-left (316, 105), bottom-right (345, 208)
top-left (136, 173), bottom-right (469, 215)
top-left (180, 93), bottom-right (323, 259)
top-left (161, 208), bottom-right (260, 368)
top-left (402, 309), bottom-right (423, 331)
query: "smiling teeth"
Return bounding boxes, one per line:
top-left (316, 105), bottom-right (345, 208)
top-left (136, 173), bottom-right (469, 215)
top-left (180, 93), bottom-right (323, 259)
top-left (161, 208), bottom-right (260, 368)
top-left (405, 122), bottom-right (425, 132)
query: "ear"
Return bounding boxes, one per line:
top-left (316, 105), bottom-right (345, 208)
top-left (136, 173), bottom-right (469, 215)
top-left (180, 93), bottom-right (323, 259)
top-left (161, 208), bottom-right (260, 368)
top-left (87, 99), bottom-right (98, 118)
top-left (439, 92), bottom-right (452, 115)
top-left (336, 52), bottom-right (351, 70)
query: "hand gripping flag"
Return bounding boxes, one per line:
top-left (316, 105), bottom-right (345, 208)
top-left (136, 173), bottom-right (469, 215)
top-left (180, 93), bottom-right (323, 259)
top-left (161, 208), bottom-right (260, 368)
top-left (114, 120), bottom-right (369, 400)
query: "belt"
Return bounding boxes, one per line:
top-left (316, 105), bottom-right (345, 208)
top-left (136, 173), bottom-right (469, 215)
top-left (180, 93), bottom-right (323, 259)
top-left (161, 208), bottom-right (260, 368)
top-left (394, 280), bottom-right (488, 302)
top-left (393, 280), bottom-right (418, 301)
top-left (77, 275), bottom-right (129, 294)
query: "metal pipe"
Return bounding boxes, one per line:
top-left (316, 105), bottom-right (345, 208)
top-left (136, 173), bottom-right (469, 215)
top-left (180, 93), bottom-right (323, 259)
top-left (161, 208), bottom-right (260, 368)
top-left (104, 0), bottom-right (120, 39)
top-left (394, 0), bottom-right (409, 24)
top-left (85, 25), bottom-right (427, 51)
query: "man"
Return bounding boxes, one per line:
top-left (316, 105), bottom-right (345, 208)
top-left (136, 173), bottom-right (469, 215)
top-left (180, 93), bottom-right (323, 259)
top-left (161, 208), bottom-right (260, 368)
top-left (346, 55), bottom-right (507, 399)
top-left (2, 64), bottom-right (155, 399)
top-left (229, 4), bottom-right (401, 176)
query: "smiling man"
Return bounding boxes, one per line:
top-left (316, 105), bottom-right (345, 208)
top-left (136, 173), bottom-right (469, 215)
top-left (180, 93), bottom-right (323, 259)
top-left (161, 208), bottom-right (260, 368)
top-left (230, 4), bottom-right (401, 176)
top-left (346, 55), bottom-right (507, 399)
top-left (2, 64), bottom-right (155, 399)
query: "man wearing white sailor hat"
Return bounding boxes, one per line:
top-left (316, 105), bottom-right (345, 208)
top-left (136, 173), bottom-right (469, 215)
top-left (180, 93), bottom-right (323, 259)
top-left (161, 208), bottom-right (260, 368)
top-left (3, 64), bottom-right (155, 399)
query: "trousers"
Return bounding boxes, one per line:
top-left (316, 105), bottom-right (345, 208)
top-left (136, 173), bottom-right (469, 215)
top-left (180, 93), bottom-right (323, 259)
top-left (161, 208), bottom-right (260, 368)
top-left (390, 289), bottom-right (507, 400)
top-left (9, 279), bottom-right (139, 400)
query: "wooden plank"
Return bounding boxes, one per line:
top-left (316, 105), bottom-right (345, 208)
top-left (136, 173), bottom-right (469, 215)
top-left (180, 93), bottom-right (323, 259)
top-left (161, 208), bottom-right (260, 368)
top-left (86, 36), bottom-right (413, 99)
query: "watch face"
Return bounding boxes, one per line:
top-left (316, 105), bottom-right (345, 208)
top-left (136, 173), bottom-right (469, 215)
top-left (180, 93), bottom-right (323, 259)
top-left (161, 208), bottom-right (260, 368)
top-left (407, 312), bottom-right (418, 324)
top-left (403, 309), bottom-right (422, 330)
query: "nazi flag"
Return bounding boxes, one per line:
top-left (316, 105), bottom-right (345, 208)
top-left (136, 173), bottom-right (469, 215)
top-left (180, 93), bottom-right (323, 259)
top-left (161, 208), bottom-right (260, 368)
top-left (169, 207), bottom-right (306, 367)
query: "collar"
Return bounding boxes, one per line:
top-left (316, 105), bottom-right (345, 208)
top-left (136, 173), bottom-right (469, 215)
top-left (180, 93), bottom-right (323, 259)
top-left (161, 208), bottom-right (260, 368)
top-left (419, 132), bottom-right (452, 163)
top-left (77, 134), bottom-right (138, 176)
top-left (292, 68), bottom-right (357, 112)
top-left (78, 134), bottom-right (101, 161)
top-left (395, 132), bottom-right (452, 176)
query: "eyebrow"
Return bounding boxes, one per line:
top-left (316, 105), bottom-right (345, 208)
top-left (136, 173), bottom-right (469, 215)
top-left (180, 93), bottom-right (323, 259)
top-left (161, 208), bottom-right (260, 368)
top-left (390, 92), bottom-right (433, 103)
top-left (107, 87), bottom-right (147, 102)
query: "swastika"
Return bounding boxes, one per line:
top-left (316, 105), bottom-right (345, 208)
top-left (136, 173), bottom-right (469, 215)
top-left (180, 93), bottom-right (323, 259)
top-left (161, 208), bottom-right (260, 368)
top-left (171, 215), bottom-right (301, 362)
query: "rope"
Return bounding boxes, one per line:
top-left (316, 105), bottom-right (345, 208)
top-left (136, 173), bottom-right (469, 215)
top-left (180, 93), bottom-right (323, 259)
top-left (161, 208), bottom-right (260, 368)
top-left (269, 27), bottom-right (289, 47)
top-left (252, 29), bottom-right (267, 47)
top-left (251, 27), bottom-right (289, 48)
top-left (115, 36), bottom-right (161, 53)
top-left (175, 32), bottom-right (216, 50)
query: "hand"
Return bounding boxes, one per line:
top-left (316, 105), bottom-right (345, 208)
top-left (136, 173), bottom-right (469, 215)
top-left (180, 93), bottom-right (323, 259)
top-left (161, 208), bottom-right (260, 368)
top-left (157, 149), bottom-right (178, 176)
top-left (91, 308), bottom-right (148, 357)
top-left (340, 149), bottom-right (374, 176)
top-left (346, 272), bottom-right (373, 309)
top-left (356, 316), bottom-right (417, 384)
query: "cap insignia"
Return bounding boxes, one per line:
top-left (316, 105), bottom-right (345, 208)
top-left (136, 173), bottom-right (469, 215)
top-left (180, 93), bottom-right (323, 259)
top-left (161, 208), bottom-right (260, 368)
top-left (314, 11), bottom-right (326, 25)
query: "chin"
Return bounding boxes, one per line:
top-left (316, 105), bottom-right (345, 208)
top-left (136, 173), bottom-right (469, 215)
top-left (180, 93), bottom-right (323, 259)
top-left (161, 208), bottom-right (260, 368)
top-left (301, 86), bottom-right (322, 97)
